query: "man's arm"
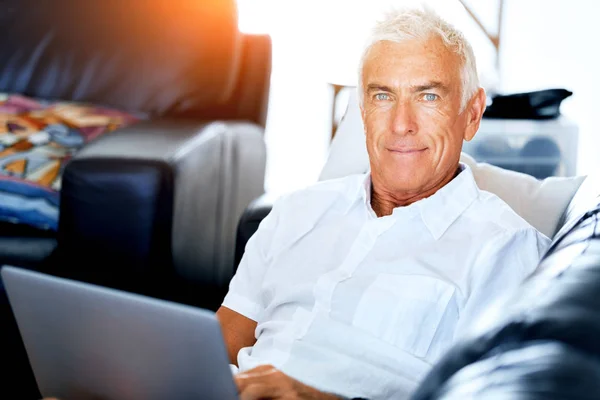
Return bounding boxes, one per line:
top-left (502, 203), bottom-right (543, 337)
top-left (216, 306), bottom-right (258, 365)
top-left (218, 195), bottom-right (286, 365)
top-left (455, 227), bottom-right (550, 340)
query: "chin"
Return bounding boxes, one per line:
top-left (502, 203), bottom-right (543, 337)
top-left (386, 168), bottom-right (425, 191)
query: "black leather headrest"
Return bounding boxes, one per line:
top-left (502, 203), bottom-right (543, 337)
top-left (0, 0), bottom-right (240, 117)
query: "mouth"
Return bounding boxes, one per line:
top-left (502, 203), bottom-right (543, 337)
top-left (387, 147), bottom-right (428, 155)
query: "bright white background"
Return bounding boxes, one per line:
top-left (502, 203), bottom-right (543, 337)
top-left (238, 0), bottom-right (599, 195)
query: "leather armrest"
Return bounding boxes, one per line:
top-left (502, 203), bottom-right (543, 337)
top-left (234, 192), bottom-right (277, 269)
top-left (57, 118), bottom-right (266, 302)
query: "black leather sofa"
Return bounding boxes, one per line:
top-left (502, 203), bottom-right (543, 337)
top-left (1, 1), bottom-right (271, 396)
top-left (235, 173), bottom-right (600, 399)
top-left (0, 0), bottom-right (271, 308)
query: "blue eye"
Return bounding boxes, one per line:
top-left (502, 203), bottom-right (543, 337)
top-left (375, 93), bottom-right (389, 101)
top-left (424, 93), bottom-right (438, 101)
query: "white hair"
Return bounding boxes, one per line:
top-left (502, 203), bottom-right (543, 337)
top-left (358, 6), bottom-right (479, 111)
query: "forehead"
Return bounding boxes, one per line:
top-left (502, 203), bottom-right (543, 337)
top-left (363, 37), bottom-right (462, 86)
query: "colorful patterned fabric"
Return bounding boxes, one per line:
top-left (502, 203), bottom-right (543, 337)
top-left (0, 93), bottom-right (140, 230)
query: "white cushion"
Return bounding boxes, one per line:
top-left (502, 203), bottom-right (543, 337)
top-left (319, 89), bottom-right (585, 238)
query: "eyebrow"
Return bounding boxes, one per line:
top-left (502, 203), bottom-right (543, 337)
top-left (411, 81), bottom-right (448, 93)
top-left (366, 84), bottom-right (394, 93)
top-left (366, 81), bottom-right (449, 94)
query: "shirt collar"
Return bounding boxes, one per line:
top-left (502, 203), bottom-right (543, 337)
top-left (348, 163), bottom-right (480, 239)
top-left (359, 173), bottom-right (372, 208)
top-left (342, 171), bottom-right (376, 216)
top-left (417, 163), bottom-right (479, 240)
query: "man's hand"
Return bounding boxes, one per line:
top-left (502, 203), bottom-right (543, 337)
top-left (234, 365), bottom-right (341, 400)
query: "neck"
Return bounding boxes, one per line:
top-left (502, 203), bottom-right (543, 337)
top-left (371, 165), bottom-right (460, 217)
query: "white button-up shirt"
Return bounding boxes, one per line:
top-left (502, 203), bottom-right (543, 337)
top-left (223, 164), bottom-right (550, 399)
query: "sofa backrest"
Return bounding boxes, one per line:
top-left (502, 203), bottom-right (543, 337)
top-left (558, 172), bottom-right (600, 235)
top-left (0, 0), bottom-right (271, 126)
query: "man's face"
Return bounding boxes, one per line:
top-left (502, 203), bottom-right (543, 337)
top-left (361, 37), bottom-right (477, 196)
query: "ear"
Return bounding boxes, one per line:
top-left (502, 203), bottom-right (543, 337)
top-left (463, 88), bottom-right (487, 142)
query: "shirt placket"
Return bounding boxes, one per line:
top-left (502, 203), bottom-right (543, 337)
top-left (294, 216), bottom-right (397, 339)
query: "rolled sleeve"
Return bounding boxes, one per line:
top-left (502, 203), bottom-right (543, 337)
top-left (222, 291), bottom-right (264, 322)
top-left (222, 198), bottom-right (283, 322)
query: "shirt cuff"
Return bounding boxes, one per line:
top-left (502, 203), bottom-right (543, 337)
top-left (222, 291), bottom-right (263, 322)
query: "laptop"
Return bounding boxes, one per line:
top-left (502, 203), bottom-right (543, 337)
top-left (1, 265), bottom-right (239, 400)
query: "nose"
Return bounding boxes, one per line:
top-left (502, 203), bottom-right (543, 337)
top-left (391, 101), bottom-right (418, 136)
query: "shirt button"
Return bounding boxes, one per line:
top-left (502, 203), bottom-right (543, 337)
top-left (339, 270), bottom-right (351, 280)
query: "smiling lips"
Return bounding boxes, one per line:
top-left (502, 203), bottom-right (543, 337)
top-left (388, 147), bottom-right (428, 154)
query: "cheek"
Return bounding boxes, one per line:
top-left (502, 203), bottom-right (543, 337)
top-left (418, 111), bottom-right (460, 146)
top-left (365, 109), bottom-right (392, 146)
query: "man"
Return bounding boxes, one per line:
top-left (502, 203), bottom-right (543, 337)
top-left (217, 7), bottom-right (550, 400)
